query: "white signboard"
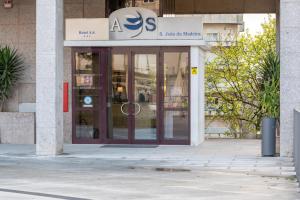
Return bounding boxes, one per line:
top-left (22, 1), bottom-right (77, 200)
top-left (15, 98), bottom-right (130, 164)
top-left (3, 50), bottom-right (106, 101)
top-left (109, 7), bottom-right (158, 40)
top-left (65, 8), bottom-right (203, 41)
top-left (65, 18), bottom-right (109, 41)
top-left (158, 17), bottom-right (203, 40)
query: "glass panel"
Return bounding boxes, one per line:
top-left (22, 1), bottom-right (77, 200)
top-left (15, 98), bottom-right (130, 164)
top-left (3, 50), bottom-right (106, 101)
top-left (164, 111), bottom-right (189, 140)
top-left (164, 52), bottom-right (189, 140)
top-left (108, 0), bottom-right (159, 15)
top-left (135, 0), bottom-right (160, 15)
top-left (75, 52), bottom-right (100, 74)
top-left (75, 111), bottom-right (100, 139)
top-left (108, 54), bottom-right (129, 140)
top-left (74, 75), bottom-right (100, 89)
top-left (109, 0), bottom-right (134, 11)
top-left (134, 54), bottom-right (157, 140)
top-left (74, 51), bottom-right (101, 141)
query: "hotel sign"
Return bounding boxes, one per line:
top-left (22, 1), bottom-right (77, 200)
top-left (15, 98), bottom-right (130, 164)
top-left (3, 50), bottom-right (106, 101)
top-left (158, 17), bottom-right (203, 40)
top-left (109, 7), bottom-right (157, 40)
top-left (65, 18), bottom-right (109, 41)
top-left (65, 8), bottom-right (203, 41)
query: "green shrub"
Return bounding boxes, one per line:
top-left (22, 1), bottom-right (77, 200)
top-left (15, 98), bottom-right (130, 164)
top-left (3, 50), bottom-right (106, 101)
top-left (0, 46), bottom-right (25, 111)
top-left (259, 51), bottom-right (280, 118)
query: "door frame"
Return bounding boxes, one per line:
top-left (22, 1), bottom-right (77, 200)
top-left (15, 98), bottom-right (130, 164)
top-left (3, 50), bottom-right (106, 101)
top-left (72, 47), bottom-right (108, 144)
top-left (131, 47), bottom-right (161, 144)
top-left (159, 47), bottom-right (191, 145)
top-left (106, 47), bottom-right (160, 144)
top-left (72, 46), bottom-right (191, 145)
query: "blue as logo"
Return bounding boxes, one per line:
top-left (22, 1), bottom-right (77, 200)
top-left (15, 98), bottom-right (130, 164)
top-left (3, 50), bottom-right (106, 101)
top-left (124, 12), bottom-right (143, 38)
top-left (109, 8), bottom-right (157, 39)
top-left (124, 11), bottom-right (156, 38)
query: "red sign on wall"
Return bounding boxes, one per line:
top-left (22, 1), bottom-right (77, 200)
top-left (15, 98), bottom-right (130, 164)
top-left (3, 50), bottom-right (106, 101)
top-left (63, 82), bottom-right (69, 112)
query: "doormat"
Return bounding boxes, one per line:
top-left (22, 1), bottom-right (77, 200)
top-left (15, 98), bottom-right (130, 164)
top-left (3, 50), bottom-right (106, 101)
top-left (101, 144), bottom-right (159, 148)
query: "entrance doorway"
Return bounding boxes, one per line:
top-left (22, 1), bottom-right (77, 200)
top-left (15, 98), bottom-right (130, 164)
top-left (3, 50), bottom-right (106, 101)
top-left (108, 48), bottom-right (158, 144)
top-left (72, 47), bottom-right (190, 144)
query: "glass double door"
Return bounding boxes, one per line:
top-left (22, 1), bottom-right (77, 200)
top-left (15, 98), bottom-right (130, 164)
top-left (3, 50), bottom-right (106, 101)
top-left (72, 47), bottom-right (190, 144)
top-left (108, 48), bottom-right (158, 143)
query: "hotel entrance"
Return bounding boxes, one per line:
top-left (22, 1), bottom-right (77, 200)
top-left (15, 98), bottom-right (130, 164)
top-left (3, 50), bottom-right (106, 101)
top-left (72, 47), bottom-right (190, 144)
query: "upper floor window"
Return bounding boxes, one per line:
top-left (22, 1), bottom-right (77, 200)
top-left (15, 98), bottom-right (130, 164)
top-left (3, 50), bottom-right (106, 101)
top-left (107, 0), bottom-right (160, 16)
top-left (206, 33), bottom-right (220, 42)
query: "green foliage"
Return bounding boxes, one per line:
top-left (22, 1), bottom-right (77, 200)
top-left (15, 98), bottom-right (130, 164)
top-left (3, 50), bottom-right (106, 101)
top-left (0, 46), bottom-right (25, 111)
top-left (205, 17), bottom-right (276, 136)
top-left (259, 51), bottom-right (280, 118)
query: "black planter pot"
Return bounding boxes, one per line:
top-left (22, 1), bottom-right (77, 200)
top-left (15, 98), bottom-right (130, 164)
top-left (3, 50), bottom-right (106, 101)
top-left (261, 117), bottom-right (276, 157)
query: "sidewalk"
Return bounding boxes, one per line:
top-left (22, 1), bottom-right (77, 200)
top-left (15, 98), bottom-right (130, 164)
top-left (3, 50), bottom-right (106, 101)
top-left (0, 139), bottom-right (299, 200)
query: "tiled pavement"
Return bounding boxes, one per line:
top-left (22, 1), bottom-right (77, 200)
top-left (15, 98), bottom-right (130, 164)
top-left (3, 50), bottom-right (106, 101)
top-left (0, 139), bottom-right (299, 200)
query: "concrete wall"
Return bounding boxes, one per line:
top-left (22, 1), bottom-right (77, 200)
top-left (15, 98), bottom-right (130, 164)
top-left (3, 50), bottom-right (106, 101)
top-left (190, 47), bottom-right (206, 145)
top-left (202, 14), bottom-right (244, 24)
top-left (0, 113), bottom-right (35, 144)
top-left (0, 0), bottom-right (105, 144)
top-left (0, 0), bottom-right (36, 112)
top-left (294, 109), bottom-right (300, 181)
top-left (280, 0), bottom-right (300, 157)
top-left (174, 0), bottom-right (276, 14)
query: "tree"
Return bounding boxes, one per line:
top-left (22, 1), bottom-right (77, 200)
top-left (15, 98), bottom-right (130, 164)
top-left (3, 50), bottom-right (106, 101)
top-left (205, 17), bottom-right (276, 138)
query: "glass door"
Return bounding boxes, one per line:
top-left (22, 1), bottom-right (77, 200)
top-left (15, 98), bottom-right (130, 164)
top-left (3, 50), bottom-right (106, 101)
top-left (108, 48), bottom-right (159, 144)
top-left (133, 53), bottom-right (158, 142)
top-left (160, 48), bottom-right (190, 144)
top-left (133, 52), bottom-right (158, 141)
top-left (72, 47), bottom-right (190, 145)
top-left (72, 48), bottom-right (107, 144)
top-left (108, 52), bottom-right (130, 141)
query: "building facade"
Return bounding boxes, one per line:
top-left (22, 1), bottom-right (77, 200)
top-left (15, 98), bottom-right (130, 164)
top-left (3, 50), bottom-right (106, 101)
top-left (0, 0), bottom-right (243, 144)
top-left (0, 0), bottom-right (298, 158)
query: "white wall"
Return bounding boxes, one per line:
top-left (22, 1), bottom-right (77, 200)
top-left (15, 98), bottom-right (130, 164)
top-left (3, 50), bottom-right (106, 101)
top-left (190, 46), bottom-right (206, 145)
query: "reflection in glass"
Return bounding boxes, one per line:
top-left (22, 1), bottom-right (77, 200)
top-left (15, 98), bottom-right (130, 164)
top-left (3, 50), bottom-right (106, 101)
top-left (76, 111), bottom-right (100, 139)
top-left (108, 54), bottom-right (129, 140)
top-left (108, 0), bottom-right (160, 15)
top-left (135, 0), bottom-right (160, 15)
top-left (134, 54), bottom-right (157, 140)
top-left (164, 52), bottom-right (189, 109)
top-left (164, 111), bottom-right (189, 140)
top-left (164, 52), bottom-right (189, 140)
top-left (75, 52), bottom-right (100, 74)
top-left (74, 51), bottom-right (101, 141)
top-left (75, 75), bottom-right (100, 89)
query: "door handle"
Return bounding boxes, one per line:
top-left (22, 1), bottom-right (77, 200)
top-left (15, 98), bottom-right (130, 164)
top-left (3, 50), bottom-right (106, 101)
top-left (133, 102), bottom-right (141, 116)
top-left (120, 102), bottom-right (130, 116)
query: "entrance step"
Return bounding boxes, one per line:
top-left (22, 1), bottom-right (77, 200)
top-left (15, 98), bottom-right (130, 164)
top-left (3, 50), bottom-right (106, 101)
top-left (101, 144), bottom-right (159, 148)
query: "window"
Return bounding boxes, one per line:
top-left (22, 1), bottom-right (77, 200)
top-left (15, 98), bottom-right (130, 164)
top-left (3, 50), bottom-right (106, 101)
top-left (206, 33), bottom-right (219, 42)
top-left (163, 52), bottom-right (189, 141)
top-left (135, 0), bottom-right (160, 15)
top-left (107, 0), bottom-right (160, 16)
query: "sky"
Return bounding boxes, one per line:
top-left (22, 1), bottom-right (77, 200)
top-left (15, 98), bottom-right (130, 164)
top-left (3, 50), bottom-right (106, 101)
top-left (243, 14), bottom-right (275, 35)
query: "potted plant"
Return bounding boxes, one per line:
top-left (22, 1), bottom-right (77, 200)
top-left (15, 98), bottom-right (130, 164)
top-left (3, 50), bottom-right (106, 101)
top-left (0, 46), bottom-right (25, 112)
top-left (259, 51), bottom-right (280, 156)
